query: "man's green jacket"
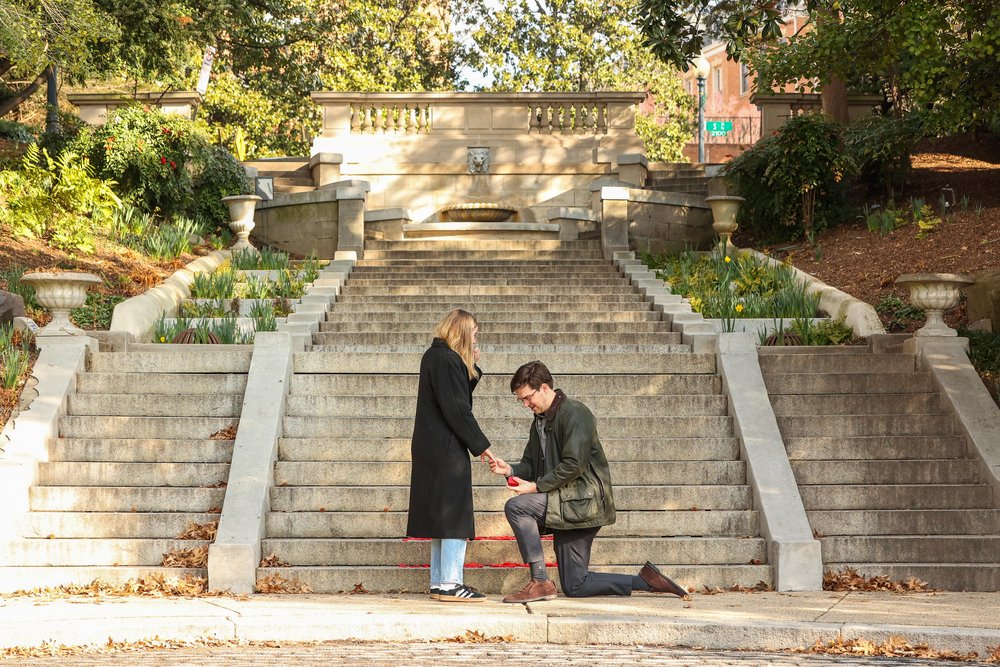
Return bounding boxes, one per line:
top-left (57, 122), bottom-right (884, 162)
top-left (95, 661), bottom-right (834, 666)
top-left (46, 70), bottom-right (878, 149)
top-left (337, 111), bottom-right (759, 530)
top-left (509, 391), bottom-right (616, 531)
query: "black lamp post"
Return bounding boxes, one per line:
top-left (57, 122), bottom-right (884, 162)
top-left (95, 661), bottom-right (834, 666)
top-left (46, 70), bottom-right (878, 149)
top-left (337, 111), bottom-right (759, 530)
top-left (692, 57), bottom-right (710, 164)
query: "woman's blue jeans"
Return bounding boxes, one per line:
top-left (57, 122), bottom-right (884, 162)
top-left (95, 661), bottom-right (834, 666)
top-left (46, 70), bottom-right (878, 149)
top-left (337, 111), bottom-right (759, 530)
top-left (430, 538), bottom-right (467, 587)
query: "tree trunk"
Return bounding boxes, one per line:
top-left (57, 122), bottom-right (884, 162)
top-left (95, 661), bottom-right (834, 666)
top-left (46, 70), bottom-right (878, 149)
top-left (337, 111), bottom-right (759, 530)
top-left (822, 76), bottom-right (849, 124)
top-left (0, 65), bottom-right (52, 118)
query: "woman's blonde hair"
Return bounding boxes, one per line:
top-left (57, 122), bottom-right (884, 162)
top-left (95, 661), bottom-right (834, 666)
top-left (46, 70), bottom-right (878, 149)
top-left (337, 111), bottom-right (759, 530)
top-left (434, 308), bottom-right (479, 380)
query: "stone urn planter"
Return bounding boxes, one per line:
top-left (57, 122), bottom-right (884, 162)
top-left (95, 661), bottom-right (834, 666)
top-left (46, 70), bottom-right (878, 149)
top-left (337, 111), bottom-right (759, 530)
top-left (222, 194), bottom-right (262, 253)
top-left (20, 271), bottom-right (102, 335)
top-left (705, 195), bottom-right (744, 253)
top-left (894, 273), bottom-right (975, 336)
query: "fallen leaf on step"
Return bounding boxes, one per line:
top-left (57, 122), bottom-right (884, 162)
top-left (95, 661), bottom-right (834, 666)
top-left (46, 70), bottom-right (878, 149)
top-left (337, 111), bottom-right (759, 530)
top-left (823, 567), bottom-right (936, 593)
top-left (162, 546), bottom-right (209, 568)
top-left (350, 583), bottom-right (369, 594)
top-left (434, 629), bottom-right (513, 644)
top-left (175, 521), bottom-right (218, 541)
top-left (801, 635), bottom-right (980, 661)
top-left (209, 422), bottom-right (238, 440)
top-left (259, 553), bottom-right (289, 567)
top-left (255, 573), bottom-right (311, 594)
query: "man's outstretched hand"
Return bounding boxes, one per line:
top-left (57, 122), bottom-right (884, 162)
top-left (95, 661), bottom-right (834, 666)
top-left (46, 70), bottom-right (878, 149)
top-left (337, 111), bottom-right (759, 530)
top-left (482, 451), bottom-right (512, 477)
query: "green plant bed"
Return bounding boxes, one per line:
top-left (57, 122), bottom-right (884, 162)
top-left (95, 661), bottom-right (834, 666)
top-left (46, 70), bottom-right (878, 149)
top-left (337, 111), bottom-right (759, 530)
top-left (960, 328), bottom-right (1000, 407)
top-left (641, 248), bottom-right (856, 345)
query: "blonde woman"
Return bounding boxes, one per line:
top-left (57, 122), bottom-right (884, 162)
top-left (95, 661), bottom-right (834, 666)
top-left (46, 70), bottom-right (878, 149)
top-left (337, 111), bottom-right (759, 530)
top-left (406, 308), bottom-right (494, 602)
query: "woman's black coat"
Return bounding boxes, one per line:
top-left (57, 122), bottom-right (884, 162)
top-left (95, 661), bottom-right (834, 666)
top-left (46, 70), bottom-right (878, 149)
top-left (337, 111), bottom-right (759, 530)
top-left (406, 338), bottom-right (491, 539)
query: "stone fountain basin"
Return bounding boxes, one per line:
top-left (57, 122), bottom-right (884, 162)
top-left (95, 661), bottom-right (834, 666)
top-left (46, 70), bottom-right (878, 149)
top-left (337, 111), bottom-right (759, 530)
top-left (441, 202), bottom-right (517, 222)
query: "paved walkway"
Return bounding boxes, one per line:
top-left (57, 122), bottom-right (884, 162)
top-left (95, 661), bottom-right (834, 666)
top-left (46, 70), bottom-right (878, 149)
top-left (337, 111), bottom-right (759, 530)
top-left (2, 591), bottom-right (999, 661)
top-left (9, 641), bottom-right (981, 666)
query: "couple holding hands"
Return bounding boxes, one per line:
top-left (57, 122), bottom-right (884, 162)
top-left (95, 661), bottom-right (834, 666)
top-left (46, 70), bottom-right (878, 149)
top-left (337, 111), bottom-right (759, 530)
top-left (407, 309), bottom-right (687, 603)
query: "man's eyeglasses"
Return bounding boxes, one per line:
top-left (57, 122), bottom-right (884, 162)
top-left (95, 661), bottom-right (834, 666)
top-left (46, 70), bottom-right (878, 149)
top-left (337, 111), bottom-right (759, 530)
top-left (515, 388), bottom-right (540, 405)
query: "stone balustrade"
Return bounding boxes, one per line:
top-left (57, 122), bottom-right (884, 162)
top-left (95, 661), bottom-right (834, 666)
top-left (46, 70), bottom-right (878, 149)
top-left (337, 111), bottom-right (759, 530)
top-left (308, 92), bottom-right (646, 224)
top-left (67, 91), bottom-right (202, 125)
top-left (751, 92), bottom-right (883, 136)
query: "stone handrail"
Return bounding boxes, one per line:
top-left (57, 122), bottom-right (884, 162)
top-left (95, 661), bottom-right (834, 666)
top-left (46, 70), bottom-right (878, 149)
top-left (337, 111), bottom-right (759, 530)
top-left (310, 91), bottom-right (644, 137)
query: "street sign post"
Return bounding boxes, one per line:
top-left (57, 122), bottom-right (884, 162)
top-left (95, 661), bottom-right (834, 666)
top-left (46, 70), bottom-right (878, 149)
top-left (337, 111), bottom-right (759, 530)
top-left (706, 120), bottom-right (734, 137)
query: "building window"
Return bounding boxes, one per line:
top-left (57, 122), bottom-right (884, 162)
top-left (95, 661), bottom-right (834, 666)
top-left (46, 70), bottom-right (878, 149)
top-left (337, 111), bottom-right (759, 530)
top-left (740, 63), bottom-right (749, 95)
top-left (713, 67), bottom-right (722, 92)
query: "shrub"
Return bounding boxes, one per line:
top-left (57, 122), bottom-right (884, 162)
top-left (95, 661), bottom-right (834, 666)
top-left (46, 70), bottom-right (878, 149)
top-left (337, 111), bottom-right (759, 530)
top-left (722, 113), bottom-right (856, 244)
top-left (70, 105), bottom-right (249, 232)
top-left (0, 120), bottom-right (35, 144)
top-left (0, 144), bottom-right (121, 251)
top-left (844, 114), bottom-right (924, 198)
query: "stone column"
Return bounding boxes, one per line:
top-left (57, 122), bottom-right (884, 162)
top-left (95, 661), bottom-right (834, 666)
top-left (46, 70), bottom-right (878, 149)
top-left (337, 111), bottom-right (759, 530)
top-left (617, 153), bottom-right (648, 188)
top-left (337, 187), bottom-right (367, 259)
top-left (600, 186), bottom-right (631, 260)
top-left (309, 153), bottom-right (344, 188)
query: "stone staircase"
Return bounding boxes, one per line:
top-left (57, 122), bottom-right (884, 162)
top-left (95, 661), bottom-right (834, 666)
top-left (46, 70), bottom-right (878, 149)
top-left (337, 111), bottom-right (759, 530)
top-left (645, 163), bottom-right (710, 197)
top-left (259, 239), bottom-right (770, 593)
top-left (761, 347), bottom-right (1000, 591)
top-left (0, 347), bottom-right (250, 589)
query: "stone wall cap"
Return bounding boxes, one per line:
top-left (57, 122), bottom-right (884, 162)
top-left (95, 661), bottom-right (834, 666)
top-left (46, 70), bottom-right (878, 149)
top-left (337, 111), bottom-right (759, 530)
top-left (318, 179), bottom-right (371, 193)
top-left (617, 153), bottom-right (649, 167)
top-left (546, 207), bottom-right (597, 222)
top-left (308, 153), bottom-right (345, 169)
top-left (365, 208), bottom-right (413, 223)
top-left (600, 186), bottom-right (632, 201)
top-left (67, 91), bottom-right (203, 105)
top-left (589, 178), bottom-right (632, 192)
top-left (311, 91), bottom-right (646, 103)
top-left (335, 187), bottom-right (368, 200)
top-left (629, 188), bottom-right (709, 209)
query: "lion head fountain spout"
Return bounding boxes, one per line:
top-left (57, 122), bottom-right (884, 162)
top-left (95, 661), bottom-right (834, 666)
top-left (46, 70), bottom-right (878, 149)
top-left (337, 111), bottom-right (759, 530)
top-left (440, 147), bottom-right (517, 222)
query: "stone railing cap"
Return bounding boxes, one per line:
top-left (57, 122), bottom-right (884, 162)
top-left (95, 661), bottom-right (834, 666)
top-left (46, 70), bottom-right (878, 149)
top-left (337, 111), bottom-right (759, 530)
top-left (365, 208), bottom-right (413, 222)
top-left (311, 91), bottom-right (646, 103)
top-left (318, 179), bottom-right (371, 193)
top-left (546, 207), bottom-right (597, 222)
top-left (308, 153), bottom-right (345, 169)
top-left (617, 153), bottom-right (648, 167)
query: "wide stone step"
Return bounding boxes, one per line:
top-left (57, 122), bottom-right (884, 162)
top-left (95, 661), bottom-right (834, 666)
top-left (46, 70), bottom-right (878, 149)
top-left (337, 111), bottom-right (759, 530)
top-left (800, 484), bottom-right (992, 510)
top-left (353, 260), bottom-right (611, 271)
top-left (821, 536), bottom-right (1000, 563)
top-left (279, 415), bottom-right (732, 439)
top-left (60, 417), bottom-right (237, 439)
top-left (256, 563), bottom-right (769, 594)
top-left (47, 439), bottom-right (235, 463)
top-left (293, 352), bottom-right (715, 375)
top-left (820, 563), bottom-right (1000, 592)
top-left (288, 374), bottom-right (721, 396)
top-left (339, 285), bottom-right (640, 297)
top-left (273, 461), bottom-right (745, 487)
top-left (330, 300), bottom-right (654, 312)
top-left (36, 462), bottom-right (230, 487)
top-left (30, 487), bottom-right (225, 512)
top-left (25, 512), bottom-right (220, 538)
top-left (307, 344), bottom-right (691, 356)
top-left (809, 509), bottom-right (1000, 536)
top-left (76, 373), bottom-right (248, 395)
top-left (269, 485), bottom-right (753, 512)
top-left (284, 394), bottom-right (727, 418)
top-left (763, 372), bottom-right (933, 395)
top-left (0, 566), bottom-right (206, 593)
top-left (89, 349), bottom-right (253, 373)
top-left (0, 538), bottom-right (212, 566)
top-left (67, 394), bottom-right (243, 417)
top-left (364, 240), bottom-right (600, 251)
top-left (769, 393), bottom-right (944, 416)
top-left (324, 310), bottom-right (663, 323)
top-left (776, 415), bottom-right (953, 437)
top-left (260, 536), bottom-right (765, 567)
top-left (277, 437), bottom-right (740, 462)
top-left (311, 332), bottom-right (683, 347)
top-left (265, 510), bottom-right (759, 539)
top-left (757, 353), bottom-right (915, 374)
top-left (347, 276), bottom-right (629, 286)
top-left (791, 460), bottom-right (977, 485)
top-left (359, 250), bottom-right (604, 260)
top-left (784, 436), bottom-right (966, 460)
top-left (318, 321), bottom-right (675, 334)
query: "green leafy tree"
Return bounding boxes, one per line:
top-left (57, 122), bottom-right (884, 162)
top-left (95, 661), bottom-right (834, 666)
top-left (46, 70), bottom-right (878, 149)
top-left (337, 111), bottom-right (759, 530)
top-left (635, 0), bottom-right (1000, 132)
top-left (457, 0), bottom-right (694, 159)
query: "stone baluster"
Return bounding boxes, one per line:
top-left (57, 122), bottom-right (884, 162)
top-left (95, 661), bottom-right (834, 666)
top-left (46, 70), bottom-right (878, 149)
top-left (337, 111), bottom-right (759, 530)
top-left (374, 105), bottom-right (385, 133)
top-left (581, 103), bottom-right (593, 133)
top-left (350, 104), bottom-right (362, 133)
top-left (597, 102), bottom-right (608, 134)
top-left (360, 105), bottom-right (372, 133)
top-left (400, 104), bottom-right (410, 133)
top-left (386, 104), bottom-right (397, 133)
top-left (528, 104), bottom-right (540, 133)
top-left (416, 104), bottom-right (426, 133)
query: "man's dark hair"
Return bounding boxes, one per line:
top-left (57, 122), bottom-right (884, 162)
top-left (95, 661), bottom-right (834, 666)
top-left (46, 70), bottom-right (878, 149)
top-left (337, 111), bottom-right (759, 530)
top-left (510, 360), bottom-right (554, 393)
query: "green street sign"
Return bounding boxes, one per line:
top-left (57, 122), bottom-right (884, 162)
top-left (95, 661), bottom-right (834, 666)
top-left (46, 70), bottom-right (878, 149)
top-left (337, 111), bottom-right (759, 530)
top-left (706, 120), bottom-right (733, 137)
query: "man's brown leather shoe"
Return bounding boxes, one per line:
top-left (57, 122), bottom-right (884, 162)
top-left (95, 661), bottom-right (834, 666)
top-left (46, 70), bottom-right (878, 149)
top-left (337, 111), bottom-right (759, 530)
top-left (639, 561), bottom-right (688, 597)
top-left (502, 578), bottom-right (557, 603)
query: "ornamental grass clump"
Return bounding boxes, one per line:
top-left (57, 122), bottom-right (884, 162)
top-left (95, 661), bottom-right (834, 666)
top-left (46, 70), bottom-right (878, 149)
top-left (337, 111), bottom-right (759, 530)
top-left (644, 249), bottom-right (819, 321)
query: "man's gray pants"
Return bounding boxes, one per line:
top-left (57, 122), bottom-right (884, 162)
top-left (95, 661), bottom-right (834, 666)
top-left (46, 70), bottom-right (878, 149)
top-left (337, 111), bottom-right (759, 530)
top-left (504, 492), bottom-right (634, 597)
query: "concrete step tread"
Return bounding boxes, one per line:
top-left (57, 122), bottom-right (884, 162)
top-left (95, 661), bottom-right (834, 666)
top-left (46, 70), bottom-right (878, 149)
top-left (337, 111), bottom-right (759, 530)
top-left (46, 439), bottom-right (235, 463)
top-left (30, 487), bottom-right (225, 512)
top-left (808, 509), bottom-right (1000, 536)
top-left (819, 563), bottom-right (1000, 591)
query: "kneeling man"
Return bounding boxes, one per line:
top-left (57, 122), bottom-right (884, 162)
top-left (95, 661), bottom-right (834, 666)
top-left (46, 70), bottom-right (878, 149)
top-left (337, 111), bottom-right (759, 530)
top-left (485, 360), bottom-right (687, 603)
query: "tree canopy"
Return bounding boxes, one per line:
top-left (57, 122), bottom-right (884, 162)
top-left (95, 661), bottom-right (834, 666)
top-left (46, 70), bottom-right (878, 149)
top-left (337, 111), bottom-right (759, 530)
top-left (635, 0), bottom-right (1000, 132)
